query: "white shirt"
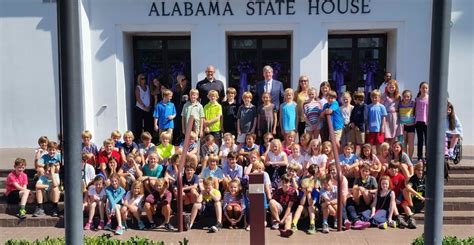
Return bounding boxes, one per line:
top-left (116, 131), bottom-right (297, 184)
top-left (88, 185), bottom-right (106, 199)
top-left (265, 80), bottom-right (273, 93)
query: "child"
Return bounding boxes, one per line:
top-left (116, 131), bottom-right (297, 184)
top-left (222, 87), bottom-right (240, 136)
top-left (118, 153), bottom-right (143, 190)
top-left (121, 180), bottom-right (145, 230)
top-left (288, 144), bottom-right (305, 174)
top-left (178, 131), bottom-right (199, 157)
top-left (34, 164), bottom-right (61, 217)
top-left (320, 90), bottom-right (344, 151)
top-left (164, 154), bottom-right (180, 187)
top-left (269, 174), bottom-right (297, 237)
top-left (446, 101), bottom-right (463, 159)
top-left (359, 144), bottom-right (382, 178)
top-left (237, 91), bottom-right (257, 144)
top-left (339, 142), bottom-right (360, 178)
top-left (138, 131), bottom-right (156, 165)
top-left (243, 151), bottom-right (260, 177)
top-left (279, 88), bottom-right (297, 138)
top-left (366, 90), bottom-right (387, 152)
top-left (222, 152), bottom-right (243, 190)
top-left (156, 132), bottom-right (175, 164)
top-left (399, 90), bottom-right (416, 159)
top-left (154, 89), bottom-right (176, 138)
top-left (200, 155), bottom-right (224, 190)
top-left (81, 152), bottom-right (96, 187)
top-left (140, 152), bottom-right (164, 192)
top-left (179, 160), bottom-right (200, 211)
top-left (144, 178), bottom-right (174, 231)
top-left (349, 92), bottom-right (367, 153)
top-left (352, 164), bottom-right (378, 208)
top-left (189, 177), bottom-right (223, 232)
top-left (303, 87), bottom-right (323, 139)
top-left (385, 161), bottom-right (409, 228)
top-left (321, 176), bottom-right (338, 233)
top-left (377, 142), bottom-right (391, 174)
top-left (304, 139), bottom-right (327, 177)
top-left (415, 82), bottom-right (429, 162)
top-left (360, 176), bottom-right (395, 229)
top-left (34, 136), bottom-right (49, 169)
top-left (381, 80), bottom-right (402, 144)
top-left (402, 163), bottom-right (425, 229)
top-left (259, 132), bottom-right (274, 159)
top-left (219, 133), bottom-right (238, 170)
top-left (181, 88), bottom-right (205, 139)
top-left (104, 173), bottom-right (126, 235)
top-left (318, 81), bottom-right (331, 106)
top-left (203, 90), bottom-right (223, 146)
top-left (200, 134), bottom-right (219, 169)
top-left (97, 138), bottom-right (122, 173)
top-left (298, 132), bottom-right (311, 156)
top-left (291, 178), bottom-right (319, 234)
top-left (340, 91), bottom-right (354, 147)
top-left (38, 141), bottom-right (62, 174)
top-left (100, 157), bottom-right (119, 185)
top-left (223, 179), bottom-right (246, 229)
top-left (321, 141), bottom-right (335, 165)
top-left (238, 133), bottom-right (259, 166)
top-left (257, 92), bottom-right (277, 137)
top-left (264, 139), bottom-right (288, 190)
top-left (111, 130), bottom-right (123, 150)
top-left (120, 131), bottom-right (138, 162)
top-left (82, 130), bottom-right (99, 166)
top-left (84, 176), bottom-right (106, 230)
top-left (390, 141), bottom-right (414, 179)
top-left (5, 158), bottom-right (30, 219)
top-left (286, 163), bottom-right (301, 190)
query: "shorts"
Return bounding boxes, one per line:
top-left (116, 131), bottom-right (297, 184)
top-left (6, 190), bottom-right (21, 204)
top-left (348, 127), bottom-right (365, 145)
top-left (333, 129), bottom-right (342, 142)
top-left (395, 192), bottom-right (404, 205)
top-left (403, 124), bottom-right (416, 133)
top-left (201, 201), bottom-right (216, 216)
top-left (367, 132), bottom-right (385, 145)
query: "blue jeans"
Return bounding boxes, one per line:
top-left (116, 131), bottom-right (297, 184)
top-left (361, 209), bottom-right (388, 225)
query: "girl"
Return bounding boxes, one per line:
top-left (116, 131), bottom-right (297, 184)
top-left (164, 154), bottom-right (180, 187)
top-left (144, 178), bottom-right (174, 231)
top-left (100, 157), bottom-right (119, 185)
top-left (84, 176), bottom-right (106, 230)
top-left (244, 151), bottom-right (260, 177)
top-left (340, 92), bottom-right (354, 147)
top-left (257, 92), bottom-right (278, 138)
top-left (120, 180), bottom-right (145, 230)
top-left (298, 132), bottom-right (311, 156)
top-left (446, 101), bottom-right (463, 159)
top-left (321, 141), bottom-right (335, 166)
top-left (259, 132), bottom-right (274, 160)
top-left (399, 90), bottom-right (416, 159)
top-left (282, 131), bottom-right (296, 156)
top-left (295, 75), bottom-right (310, 137)
top-left (219, 133), bottom-right (239, 170)
top-left (265, 139), bottom-right (288, 190)
top-left (223, 179), bottom-right (246, 229)
top-left (139, 153), bottom-right (164, 194)
top-left (279, 88), bottom-right (297, 138)
top-left (120, 131), bottom-right (138, 162)
top-left (318, 81), bottom-right (331, 106)
top-left (390, 141), bottom-right (414, 179)
top-left (288, 144), bottom-right (305, 175)
top-left (361, 176), bottom-right (395, 229)
top-left (104, 173), bottom-right (126, 235)
top-left (376, 142), bottom-right (391, 175)
top-left (118, 153), bottom-right (143, 190)
top-left (304, 139), bottom-right (327, 177)
top-left (303, 87), bottom-right (323, 139)
top-left (359, 144), bottom-right (382, 178)
top-left (415, 82), bottom-right (429, 162)
top-left (381, 80), bottom-right (402, 144)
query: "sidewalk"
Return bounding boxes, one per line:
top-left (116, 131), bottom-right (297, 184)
top-left (0, 225), bottom-right (473, 244)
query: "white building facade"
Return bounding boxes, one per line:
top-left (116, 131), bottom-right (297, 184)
top-left (0, 0), bottom-right (472, 147)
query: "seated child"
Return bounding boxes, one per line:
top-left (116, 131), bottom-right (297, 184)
top-left (97, 138), bottom-right (122, 173)
top-left (121, 180), bottom-right (145, 230)
top-left (164, 154), bottom-right (180, 187)
top-left (199, 155), bottom-right (223, 190)
top-left (219, 133), bottom-right (239, 170)
top-left (286, 163), bottom-right (301, 190)
top-left (352, 164), bottom-right (378, 208)
top-left (385, 161), bottom-right (409, 228)
top-left (291, 178), bottom-right (319, 234)
top-left (5, 158), bottom-right (30, 219)
top-left (188, 177), bottom-right (223, 232)
top-left (288, 144), bottom-right (305, 176)
top-left (359, 144), bottom-right (382, 178)
top-left (402, 163), bottom-right (425, 229)
top-left (33, 163), bottom-right (60, 217)
top-left (178, 159), bottom-right (200, 211)
top-left (265, 139), bottom-right (289, 190)
top-left (259, 132), bottom-right (274, 160)
top-left (200, 134), bottom-right (219, 169)
top-left (82, 130), bottom-right (99, 166)
top-left (119, 131), bottom-right (138, 162)
top-left (339, 142), bottom-right (359, 178)
top-left (156, 132), bottom-right (175, 165)
top-left (34, 136), bottom-right (49, 172)
top-left (138, 131), bottom-right (156, 165)
top-left (110, 130), bottom-right (123, 151)
top-left (117, 153), bottom-right (143, 190)
top-left (139, 152), bottom-right (164, 194)
top-left (38, 141), bottom-right (62, 175)
top-left (81, 152), bottom-right (96, 187)
top-left (223, 179), bottom-right (246, 229)
top-left (144, 178), bottom-right (174, 231)
top-left (239, 133), bottom-right (259, 166)
top-left (321, 176), bottom-right (338, 233)
top-left (84, 176), bottom-right (106, 230)
top-left (304, 139), bottom-right (327, 177)
top-left (222, 151), bottom-right (243, 191)
top-left (177, 131), bottom-right (199, 157)
top-left (269, 174), bottom-right (298, 236)
top-left (360, 176), bottom-right (395, 229)
top-left (376, 142), bottom-right (391, 175)
top-left (104, 173), bottom-right (126, 235)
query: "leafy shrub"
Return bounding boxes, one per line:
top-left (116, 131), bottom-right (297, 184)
top-left (412, 234), bottom-right (474, 245)
top-left (5, 235), bottom-right (189, 245)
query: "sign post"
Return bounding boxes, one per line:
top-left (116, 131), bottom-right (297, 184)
top-left (248, 173), bottom-right (265, 245)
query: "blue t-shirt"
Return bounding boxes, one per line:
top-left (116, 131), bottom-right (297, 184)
top-left (339, 153), bottom-right (358, 165)
top-left (200, 166), bottom-right (224, 180)
top-left (154, 101), bottom-right (176, 129)
top-left (323, 101), bottom-right (344, 131)
top-left (281, 102), bottom-right (297, 131)
top-left (367, 103), bottom-right (388, 132)
top-left (39, 153), bottom-right (62, 166)
top-left (143, 164), bottom-right (164, 178)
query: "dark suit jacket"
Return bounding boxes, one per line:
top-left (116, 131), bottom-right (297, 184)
top-left (256, 80), bottom-right (284, 109)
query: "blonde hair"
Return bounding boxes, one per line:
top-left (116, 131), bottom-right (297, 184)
top-left (207, 90), bottom-right (219, 99)
top-left (130, 181), bottom-right (144, 198)
top-left (155, 178), bottom-right (169, 188)
top-left (141, 131), bottom-right (152, 141)
top-left (123, 131), bottom-right (135, 140)
top-left (379, 142), bottom-right (390, 152)
top-left (226, 87), bottom-right (237, 95)
top-left (208, 154), bottom-right (219, 163)
top-left (284, 88), bottom-right (294, 96)
top-left (189, 131), bottom-right (198, 141)
top-left (203, 177), bottom-right (214, 187)
top-left (242, 91), bottom-right (253, 100)
top-left (288, 162), bottom-right (302, 172)
top-left (371, 89), bottom-right (381, 98)
top-left (82, 130), bottom-right (92, 139)
top-left (103, 138), bottom-right (115, 147)
top-left (252, 161), bottom-right (264, 171)
top-left (223, 132), bottom-right (235, 143)
top-left (111, 130), bottom-right (121, 138)
top-left (309, 139), bottom-right (321, 156)
top-left (160, 131), bottom-right (171, 141)
top-left (189, 88), bottom-right (199, 96)
top-left (270, 139), bottom-right (282, 153)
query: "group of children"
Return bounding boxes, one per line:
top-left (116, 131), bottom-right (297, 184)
top-left (4, 78), bottom-right (462, 237)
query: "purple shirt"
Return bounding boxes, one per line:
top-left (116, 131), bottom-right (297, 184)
top-left (415, 97), bottom-right (429, 123)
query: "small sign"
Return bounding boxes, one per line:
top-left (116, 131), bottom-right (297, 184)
top-left (249, 183), bottom-right (264, 194)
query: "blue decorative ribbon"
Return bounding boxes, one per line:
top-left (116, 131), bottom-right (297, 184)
top-left (361, 60), bottom-right (378, 100)
top-left (237, 61), bottom-right (255, 103)
top-left (331, 60), bottom-right (349, 96)
top-left (270, 62), bottom-right (281, 80)
top-left (141, 63), bottom-right (160, 86)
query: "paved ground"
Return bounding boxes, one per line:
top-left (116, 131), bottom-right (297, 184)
top-left (0, 225), bottom-right (473, 244)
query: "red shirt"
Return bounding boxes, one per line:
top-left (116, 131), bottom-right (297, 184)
top-left (6, 171), bottom-right (28, 196)
top-left (96, 150), bottom-right (122, 169)
top-left (389, 173), bottom-right (406, 196)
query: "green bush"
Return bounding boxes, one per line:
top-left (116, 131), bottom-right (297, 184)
top-left (412, 234), bottom-right (474, 245)
top-left (5, 235), bottom-right (189, 245)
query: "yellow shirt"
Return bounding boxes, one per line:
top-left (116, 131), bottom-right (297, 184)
top-left (156, 143), bottom-right (175, 160)
top-left (203, 102), bottom-right (222, 132)
top-left (202, 188), bottom-right (221, 202)
top-left (296, 92), bottom-right (308, 122)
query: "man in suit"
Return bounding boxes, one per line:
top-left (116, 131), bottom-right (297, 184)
top-left (256, 65), bottom-right (284, 109)
top-left (196, 65), bottom-right (225, 106)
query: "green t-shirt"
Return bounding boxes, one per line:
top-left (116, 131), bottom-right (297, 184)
top-left (204, 102), bottom-right (222, 132)
top-left (143, 164), bottom-right (163, 178)
top-left (156, 143), bottom-right (175, 160)
top-left (181, 101), bottom-right (205, 135)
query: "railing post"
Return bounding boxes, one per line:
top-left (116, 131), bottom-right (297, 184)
top-left (326, 115), bottom-right (343, 231)
top-left (248, 173), bottom-right (265, 245)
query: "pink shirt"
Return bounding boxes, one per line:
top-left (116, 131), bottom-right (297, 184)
top-left (6, 171), bottom-right (28, 196)
top-left (415, 97), bottom-right (429, 123)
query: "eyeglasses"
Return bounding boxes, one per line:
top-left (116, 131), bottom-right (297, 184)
top-left (206, 70), bottom-right (215, 73)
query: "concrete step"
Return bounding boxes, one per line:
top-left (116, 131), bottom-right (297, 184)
top-left (445, 174), bottom-right (474, 185)
top-left (444, 185), bottom-right (474, 197)
top-left (0, 200), bottom-right (65, 215)
top-left (443, 197), bottom-right (474, 211)
top-left (414, 211), bottom-right (474, 225)
top-left (0, 213), bottom-right (63, 227)
top-left (448, 164), bottom-right (474, 174)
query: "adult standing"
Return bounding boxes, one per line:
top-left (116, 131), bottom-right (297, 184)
top-left (196, 65), bottom-right (225, 106)
top-left (256, 65), bottom-right (284, 109)
top-left (295, 75), bottom-right (310, 137)
top-left (134, 74), bottom-right (153, 139)
top-left (172, 74), bottom-right (191, 144)
top-left (379, 72), bottom-right (392, 95)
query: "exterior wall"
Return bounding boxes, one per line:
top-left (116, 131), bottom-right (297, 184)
top-left (0, 0), bottom-right (472, 146)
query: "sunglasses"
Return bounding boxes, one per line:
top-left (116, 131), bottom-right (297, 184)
top-left (300, 80), bottom-right (308, 82)
top-left (140, 77), bottom-right (145, 80)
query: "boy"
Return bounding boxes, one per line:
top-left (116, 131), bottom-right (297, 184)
top-left (81, 130), bottom-right (99, 166)
top-left (238, 133), bottom-right (259, 165)
top-left (138, 131), bottom-right (156, 165)
top-left (200, 134), bottom-right (219, 169)
top-left (34, 163), bottom-right (61, 217)
top-left (200, 155), bottom-right (223, 190)
top-left (339, 142), bottom-right (360, 177)
top-left (188, 177), bottom-right (223, 232)
top-left (269, 174), bottom-right (297, 237)
top-left (110, 130), bottom-right (123, 150)
top-left (181, 89), bottom-right (205, 139)
top-left (177, 131), bottom-right (199, 157)
top-left (97, 138), bottom-right (122, 172)
top-left (144, 178), bottom-right (175, 231)
top-left (119, 131), bottom-right (138, 162)
top-left (222, 87), bottom-right (240, 136)
top-left (38, 141), bottom-right (62, 174)
top-left (34, 136), bottom-right (49, 169)
top-left (154, 89), bottom-right (176, 139)
top-left (352, 164), bottom-right (378, 208)
top-left (222, 151), bottom-right (243, 190)
top-left (291, 178), bottom-right (319, 234)
top-left (402, 163), bottom-right (425, 229)
top-left (320, 90), bottom-right (344, 151)
top-left (156, 132), bottom-right (175, 165)
top-left (386, 161), bottom-right (410, 228)
top-left (366, 90), bottom-right (387, 152)
top-left (178, 160), bottom-right (200, 211)
top-left (349, 92), bottom-right (366, 153)
top-left (203, 90), bottom-right (223, 146)
top-left (5, 158), bottom-right (30, 219)
top-left (321, 176), bottom-right (338, 233)
top-left (237, 92), bottom-right (257, 144)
